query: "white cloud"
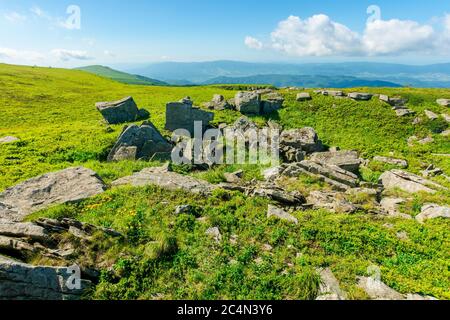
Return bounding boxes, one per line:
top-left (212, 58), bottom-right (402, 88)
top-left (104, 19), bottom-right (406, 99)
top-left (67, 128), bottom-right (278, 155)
top-left (247, 14), bottom-right (450, 57)
top-left (104, 50), bottom-right (116, 57)
top-left (244, 36), bottom-right (263, 50)
top-left (4, 12), bottom-right (27, 23)
top-left (0, 47), bottom-right (44, 62)
top-left (363, 19), bottom-right (434, 55)
top-left (270, 15), bottom-right (362, 57)
top-left (30, 6), bottom-right (50, 20)
top-left (52, 49), bottom-right (93, 61)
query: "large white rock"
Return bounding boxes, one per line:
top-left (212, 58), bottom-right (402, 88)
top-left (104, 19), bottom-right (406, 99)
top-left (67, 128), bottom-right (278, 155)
top-left (416, 204), bottom-right (450, 223)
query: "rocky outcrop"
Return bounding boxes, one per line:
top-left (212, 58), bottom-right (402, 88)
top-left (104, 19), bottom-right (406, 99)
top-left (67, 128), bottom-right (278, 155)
top-left (112, 165), bottom-right (216, 196)
top-left (261, 93), bottom-right (284, 114)
top-left (204, 94), bottom-right (233, 111)
top-left (373, 156), bottom-right (408, 168)
top-left (296, 92), bottom-right (311, 101)
top-left (316, 268), bottom-right (347, 300)
top-left (165, 98), bottom-right (214, 135)
top-left (235, 91), bottom-right (261, 115)
top-left (250, 183), bottom-right (305, 206)
top-left (0, 255), bottom-right (92, 300)
top-left (296, 161), bottom-right (359, 189)
top-left (96, 96), bottom-right (149, 124)
top-left (107, 121), bottom-right (172, 162)
top-left (436, 99), bottom-right (450, 107)
top-left (280, 128), bottom-right (323, 162)
top-left (0, 136), bottom-right (19, 144)
top-left (307, 191), bottom-right (357, 213)
top-left (348, 92), bottom-right (373, 101)
top-left (310, 150), bottom-right (362, 174)
top-left (0, 167), bottom-right (106, 222)
top-left (416, 204), bottom-right (450, 223)
top-left (267, 205), bottom-right (298, 224)
top-left (379, 170), bottom-right (446, 194)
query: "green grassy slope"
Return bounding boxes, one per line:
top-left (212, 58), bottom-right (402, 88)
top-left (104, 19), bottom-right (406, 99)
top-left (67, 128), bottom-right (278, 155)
top-left (76, 65), bottom-right (168, 86)
top-left (1, 63), bottom-right (449, 300)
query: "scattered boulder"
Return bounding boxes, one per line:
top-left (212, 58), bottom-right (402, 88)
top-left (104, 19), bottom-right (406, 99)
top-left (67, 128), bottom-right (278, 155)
top-left (296, 92), bottom-right (312, 101)
top-left (379, 170), bottom-right (446, 194)
top-left (321, 90), bottom-right (345, 97)
top-left (416, 204), bottom-right (450, 223)
top-left (373, 156), bottom-right (408, 168)
top-left (205, 227), bottom-right (222, 243)
top-left (96, 96), bottom-right (149, 124)
top-left (165, 98), bottom-right (214, 135)
top-left (357, 276), bottom-right (404, 300)
top-left (262, 166), bottom-right (284, 181)
top-left (224, 170), bottom-right (243, 184)
top-left (0, 136), bottom-right (19, 144)
top-left (251, 183), bottom-right (305, 206)
top-left (261, 93), bottom-right (284, 114)
top-left (441, 113), bottom-right (450, 123)
top-left (0, 221), bottom-right (49, 242)
top-left (231, 116), bottom-right (258, 132)
top-left (395, 108), bottom-right (415, 117)
top-left (316, 268), bottom-right (347, 300)
top-left (204, 94), bottom-right (233, 111)
top-left (348, 92), bottom-right (373, 101)
top-left (421, 164), bottom-right (443, 178)
top-left (379, 197), bottom-right (411, 219)
top-left (310, 150), bottom-right (362, 174)
top-left (0, 167), bottom-right (106, 222)
top-left (267, 205), bottom-right (298, 224)
top-left (424, 110), bottom-right (439, 120)
top-left (307, 191), bottom-right (357, 213)
top-left (379, 95), bottom-right (390, 104)
top-left (436, 99), bottom-right (450, 107)
top-left (235, 91), bottom-right (261, 115)
top-left (296, 161), bottom-right (359, 189)
top-left (107, 121), bottom-right (172, 162)
top-left (175, 205), bottom-right (193, 215)
top-left (280, 127), bottom-right (323, 162)
top-left (0, 255), bottom-right (92, 300)
top-left (112, 165), bottom-right (215, 195)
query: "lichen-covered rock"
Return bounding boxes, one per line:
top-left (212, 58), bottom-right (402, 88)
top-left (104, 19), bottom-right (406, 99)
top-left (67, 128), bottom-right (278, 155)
top-left (416, 204), bottom-right (450, 223)
top-left (348, 92), bottom-right (373, 101)
top-left (261, 93), bottom-right (284, 114)
top-left (310, 150), bottom-right (362, 173)
top-left (165, 99), bottom-right (214, 135)
top-left (379, 170), bottom-right (446, 194)
top-left (96, 96), bottom-right (149, 124)
top-left (280, 127), bottom-right (323, 158)
top-left (235, 91), bottom-right (261, 115)
top-left (307, 191), bottom-right (357, 213)
top-left (373, 156), bottom-right (408, 168)
top-left (296, 92), bottom-right (312, 101)
top-left (267, 205), bottom-right (298, 224)
top-left (0, 167), bottom-right (106, 222)
top-left (316, 268), bottom-right (347, 300)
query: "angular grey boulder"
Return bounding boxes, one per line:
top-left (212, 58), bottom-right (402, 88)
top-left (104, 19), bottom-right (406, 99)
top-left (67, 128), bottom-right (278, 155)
top-left (316, 268), bottom-right (347, 300)
top-left (235, 91), bottom-right (261, 115)
top-left (0, 167), bottom-right (106, 222)
top-left (379, 170), bottom-right (446, 194)
top-left (348, 92), bottom-right (373, 101)
top-left (261, 93), bottom-right (284, 114)
top-left (204, 94), bottom-right (233, 111)
top-left (96, 96), bottom-right (149, 124)
top-left (0, 255), bottom-right (91, 300)
top-left (165, 99), bottom-right (214, 135)
top-left (280, 127), bottom-right (323, 160)
top-left (416, 204), bottom-right (450, 223)
top-left (310, 150), bottom-right (362, 174)
top-left (373, 156), bottom-right (408, 168)
top-left (107, 121), bottom-right (172, 161)
top-left (296, 92), bottom-right (312, 101)
top-left (307, 191), bottom-right (357, 213)
top-left (267, 205), bottom-right (298, 224)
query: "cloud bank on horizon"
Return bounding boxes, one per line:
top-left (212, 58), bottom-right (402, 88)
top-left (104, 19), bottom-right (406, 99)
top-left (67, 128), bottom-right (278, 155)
top-left (246, 13), bottom-right (450, 57)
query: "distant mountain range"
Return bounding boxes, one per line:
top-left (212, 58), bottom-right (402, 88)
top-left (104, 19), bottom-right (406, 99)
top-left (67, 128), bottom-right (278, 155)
top-left (203, 74), bottom-right (401, 88)
top-left (125, 60), bottom-right (450, 88)
top-left (76, 65), bottom-right (168, 86)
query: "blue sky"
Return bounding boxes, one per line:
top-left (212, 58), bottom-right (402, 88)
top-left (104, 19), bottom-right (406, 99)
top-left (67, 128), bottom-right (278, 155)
top-left (0, 0), bottom-right (449, 67)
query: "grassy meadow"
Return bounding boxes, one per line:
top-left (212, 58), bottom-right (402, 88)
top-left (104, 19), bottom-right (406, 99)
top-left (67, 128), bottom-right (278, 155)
top-left (0, 63), bottom-right (449, 299)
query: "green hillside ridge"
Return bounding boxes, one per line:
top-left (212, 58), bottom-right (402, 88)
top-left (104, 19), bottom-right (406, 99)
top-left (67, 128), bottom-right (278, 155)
top-left (0, 63), bottom-right (449, 300)
top-left (76, 65), bottom-right (168, 86)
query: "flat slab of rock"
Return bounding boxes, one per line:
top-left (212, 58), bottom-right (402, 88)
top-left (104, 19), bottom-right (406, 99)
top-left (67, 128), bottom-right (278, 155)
top-left (379, 170), bottom-right (446, 194)
top-left (396, 108), bottom-right (415, 117)
top-left (0, 221), bottom-right (49, 241)
top-left (416, 204), bottom-right (450, 223)
top-left (373, 156), bottom-right (408, 168)
top-left (267, 205), bottom-right (298, 224)
top-left (96, 96), bottom-right (149, 124)
top-left (112, 165), bottom-right (216, 196)
top-left (107, 121), bottom-right (172, 161)
top-left (0, 136), bottom-right (19, 144)
top-left (316, 268), bottom-right (347, 300)
top-left (310, 150), bottom-right (361, 173)
top-left (0, 167), bottom-right (106, 222)
top-left (296, 92), bottom-right (311, 101)
top-left (0, 255), bottom-right (91, 300)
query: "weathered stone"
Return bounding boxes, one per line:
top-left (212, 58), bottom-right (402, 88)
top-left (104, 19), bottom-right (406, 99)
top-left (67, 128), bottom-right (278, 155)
top-left (421, 164), bottom-right (443, 178)
top-left (96, 96), bottom-right (148, 124)
top-left (165, 100), bottom-right (214, 135)
top-left (0, 222), bottom-right (49, 242)
top-left (261, 93), bottom-right (284, 114)
top-left (296, 92), bottom-right (312, 101)
top-left (0, 136), bottom-right (19, 144)
top-left (379, 198), bottom-right (412, 219)
top-left (205, 227), bottom-right (222, 243)
top-left (310, 150), bottom-right (362, 173)
top-left (112, 165), bottom-right (216, 196)
top-left (441, 113), bottom-right (450, 123)
top-left (424, 110), bottom-right (439, 120)
top-left (252, 184), bottom-right (305, 205)
top-left (235, 91), bottom-right (261, 115)
top-left (107, 121), bottom-right (172, 162)
top-left (262, 166), bottom-right (285, 181)
top-left (396, 108), bottom-right (415, 117)
top-left (224, 170), bottom-right (243, 184)
top-left (0, 167), bottom-right (106, 222)
top-left (231, 116), bottom-right (258, 132)
top-left (316, 268), bottom-right (347, 300)
top-left (348, 92), bottom-right (373, 101)
top-left (373, 156), bottom-right (408, 168)
top-left (416, 204), bottom-right (450, 223)
top-left (406, 294), bottom-right (438, 301)
top-left (436, 99), bottom-right (450, 107)
top-left (389, 97), bottom-right (408, 106)
top-left (175, 205), bottom-right (193, 216)
top-left (379, 170), bottom-right (446, 194)
top-left (0, 255), bottom-right (91, 300)
top-left (297, 161), bottom-right (359, 188)
top-left (267, 205), bottom-right (298, 224)
top-left (307, 191), bottom-right (357, 213)
top-left (280, 127), bottom-right (323, 156)
top-left (321, 90), bottom-right (344, 97)
top-left (357, 276), bottom-right (404, 300)
top-left (204, 94), bottom-right (233, 111)
top-left (379, 95), bottom-right (390, 104)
